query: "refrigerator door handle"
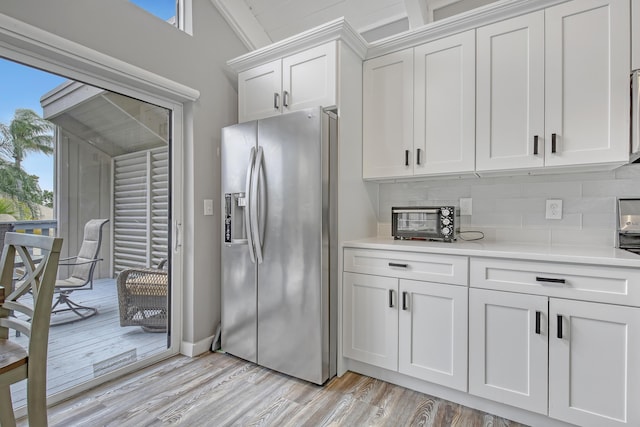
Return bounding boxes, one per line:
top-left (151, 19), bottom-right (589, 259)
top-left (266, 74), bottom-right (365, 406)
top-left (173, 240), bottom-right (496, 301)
top-left (245, 147), bottom-right (257, 264)
top-left (251, 146), bottom-right (264, 264)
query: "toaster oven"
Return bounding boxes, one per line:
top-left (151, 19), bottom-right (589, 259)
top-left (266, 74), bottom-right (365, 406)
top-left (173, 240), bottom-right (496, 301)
top-left (391, 206), bottom-right (457, 241)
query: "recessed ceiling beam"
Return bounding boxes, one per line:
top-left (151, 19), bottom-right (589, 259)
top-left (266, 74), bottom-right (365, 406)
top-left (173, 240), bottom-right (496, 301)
top-left (404, 0), bottom-right (430, 28)
top-left (211, 0), bottom-right (272, 51)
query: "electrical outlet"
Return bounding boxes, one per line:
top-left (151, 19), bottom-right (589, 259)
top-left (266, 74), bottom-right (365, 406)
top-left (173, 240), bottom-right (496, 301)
top-left (545, 199), bottom-right (562, 220)
top-left (460, 198), bottom-right (472, 215)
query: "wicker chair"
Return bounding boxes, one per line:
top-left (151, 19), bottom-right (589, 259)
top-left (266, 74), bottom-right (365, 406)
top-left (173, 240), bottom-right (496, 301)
top-left (116, 260), bottom-right (168, 332)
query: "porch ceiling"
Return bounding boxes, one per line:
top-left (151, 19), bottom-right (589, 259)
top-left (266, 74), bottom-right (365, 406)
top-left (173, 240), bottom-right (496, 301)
top-left (41, 81), bottom-right (169, 158)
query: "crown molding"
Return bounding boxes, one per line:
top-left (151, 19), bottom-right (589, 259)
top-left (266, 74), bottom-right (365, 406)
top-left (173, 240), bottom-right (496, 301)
top-left (0, 13), bottom-right (200, 104)
top-left (227, 17), bottom-right (368, 73)
top-left (367, 0), bottom-right (569, 59)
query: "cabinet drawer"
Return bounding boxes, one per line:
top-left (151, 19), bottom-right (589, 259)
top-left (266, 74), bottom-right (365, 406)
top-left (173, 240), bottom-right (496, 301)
top-left (470, 258), bottom-right (640, 306)
top-left (344, 248), bottom-right (468, 286)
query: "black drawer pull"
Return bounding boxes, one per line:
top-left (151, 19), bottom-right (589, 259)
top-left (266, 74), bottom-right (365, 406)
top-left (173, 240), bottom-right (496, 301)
top-left (535, 311), bottom-right (541, 335)
top-left (557, 314), bottom-right (563, 339)
top-left (533, 135), bottom-right (539, 155)
top-left (536, 276), bottom-right (566, 284)
top-left (388, 289), bottom-right (394, 308)
top-left (389, 262), bottom-right (408, 268)
top-left (402, 291), bottom-right (408, 311)
top-left (404, 150), bottom-right (410, 166)
top-left (551, 133), bottom-right (557, 153)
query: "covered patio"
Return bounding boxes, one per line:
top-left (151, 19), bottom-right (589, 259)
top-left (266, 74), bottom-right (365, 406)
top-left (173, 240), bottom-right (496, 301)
top-left (9, 277), bottom-right (167, 409)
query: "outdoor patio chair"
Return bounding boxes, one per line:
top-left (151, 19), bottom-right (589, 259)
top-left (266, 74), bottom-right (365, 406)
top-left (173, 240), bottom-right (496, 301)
top-left (117, 259), bottom-right (168, 332)
top-left (51, 218), bottom-right (108, 324)
top-left (0, 232), bottom-right (63, 427)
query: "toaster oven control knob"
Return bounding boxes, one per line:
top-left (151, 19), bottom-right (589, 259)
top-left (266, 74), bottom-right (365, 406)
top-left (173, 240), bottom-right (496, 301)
top-left (442, 227), bottom-right (451, 236)
top-left (441, 208), bottom-right (451, 217)
top-left (442, 218), bottom-right (451, 226)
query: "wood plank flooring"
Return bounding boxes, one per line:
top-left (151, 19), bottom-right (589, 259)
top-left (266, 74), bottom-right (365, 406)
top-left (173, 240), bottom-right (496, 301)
top-left (30, 352), bottom-right (528, 427)
top-left (10, 278), bottom-right (167, 408)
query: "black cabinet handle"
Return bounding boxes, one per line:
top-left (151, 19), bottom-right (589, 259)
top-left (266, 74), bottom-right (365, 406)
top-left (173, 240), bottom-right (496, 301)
top-left (405, 150), bottom-right (410, 166)
top-left (557, 314), bottom-right (563, 339)
top-left (388, 289), bottom-right (394, 308)
top-left (283, 90), bottom-right (289, 107)
top-left (535, 311), bottom-right (541, 334)
top-left (551, 133), bottom-right (557, 153)
top-left (402, 291), bottom-right (408, 311)
top-left (533, 135), bottom-right (539, 155)
top-left (273, 92), bottom-right (280, 110)
top-left (388, 262), bottom-right (408, 268)
top-left (536, 276), bottom-right (566, 284)
top-left (416, 148), bottom-right (422, 165)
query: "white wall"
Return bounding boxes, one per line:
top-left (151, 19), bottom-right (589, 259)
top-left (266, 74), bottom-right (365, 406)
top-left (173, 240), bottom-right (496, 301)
top-left (0, 0), bottom-right (247, 350)
top-left (378, 164), bottom-right (640, 247)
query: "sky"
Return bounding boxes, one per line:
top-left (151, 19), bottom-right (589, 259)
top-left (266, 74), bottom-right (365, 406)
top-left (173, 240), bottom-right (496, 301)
top-left (0, 0), bottom-right (176, 192)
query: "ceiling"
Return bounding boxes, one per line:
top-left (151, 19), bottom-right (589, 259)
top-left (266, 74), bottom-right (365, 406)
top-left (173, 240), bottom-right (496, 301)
top-left (41, 82), bottom-right (169, 158)
top-left (212, 0), bottom-right (500, 48)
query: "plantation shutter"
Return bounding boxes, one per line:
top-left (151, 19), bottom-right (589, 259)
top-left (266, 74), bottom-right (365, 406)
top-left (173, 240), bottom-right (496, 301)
top-left (113, 147), bottom-right (168, 274)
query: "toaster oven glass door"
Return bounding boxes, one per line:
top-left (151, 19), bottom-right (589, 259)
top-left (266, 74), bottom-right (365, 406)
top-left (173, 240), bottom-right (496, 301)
top-left (394, 209), bottom-right (439, 234)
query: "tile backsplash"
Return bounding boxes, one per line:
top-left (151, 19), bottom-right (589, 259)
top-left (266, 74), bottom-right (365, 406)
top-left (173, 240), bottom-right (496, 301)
top-left (377, 164), bottom-right (640, 247)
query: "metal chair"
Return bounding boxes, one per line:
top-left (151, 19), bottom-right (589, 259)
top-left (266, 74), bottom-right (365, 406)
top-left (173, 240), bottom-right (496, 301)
top-left (51, 218), bottom-right (108, 324)
top-left (0, 232), bottom-right (63, 427)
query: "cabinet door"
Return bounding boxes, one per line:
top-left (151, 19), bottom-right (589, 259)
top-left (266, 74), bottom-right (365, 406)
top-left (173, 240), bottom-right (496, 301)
top-left (468, 289), bottom-right (548, 415)
top-left (343, 272), bottom-right (398, 371)
top-left (398, 279), bottom-right (468, 391)
top-left (549, 299), bottom-right (640, 427)
top-left (414, 30), bottom-right (475, 175)
top-left (545, 0), bottom-right (629, 167)
top-left (362, 48), bottom-right (414, 179)
top-left (238, 60), bottom-right (282, 122)
top-left (476, 12), bottom-right (545, 171)
top-left (282, 42), bottom-right (336, 113)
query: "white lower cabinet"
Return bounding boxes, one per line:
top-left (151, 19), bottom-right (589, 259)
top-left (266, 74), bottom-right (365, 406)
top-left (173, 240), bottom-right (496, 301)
top-left (549, 299), bottom-right (640, 427)
top-left (343, 271), bottom-right (468, 391)
top-left (469, 288), bottom-right (548, 414)
top-left (470, 288), bottom-right (640, 427)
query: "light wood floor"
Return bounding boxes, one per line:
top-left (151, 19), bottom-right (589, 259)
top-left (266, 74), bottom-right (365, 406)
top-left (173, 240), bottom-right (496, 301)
top-left (10, 278), bottom-right (167, 408)
top-left (29, 352), bottom-right (528, 427)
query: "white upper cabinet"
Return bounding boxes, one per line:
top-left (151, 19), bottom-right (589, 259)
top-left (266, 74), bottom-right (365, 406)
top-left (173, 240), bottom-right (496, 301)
top-left (414, 30), bottom-right (475, 176)
top-left (476, 12), bottom-right (545, 171)
top-left (238, 42), bottom-right (337, 122)
top-left (362, 49), bottom-right (414, 179)
top-left (238, 60), bottom-right (283, 122)
top-left (634, 0), bottom-right (640, 71)
top-left (477, 0), bottom-right (629, 172)
top-left (282, 43), bottom-right (337, 113)
top-left (362, 30), bottom-right (475, 179)
top-left (544, 0), bottom-right (629, 167)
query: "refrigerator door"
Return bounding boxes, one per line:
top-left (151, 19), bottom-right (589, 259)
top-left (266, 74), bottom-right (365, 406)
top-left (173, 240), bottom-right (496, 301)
top-left (221, 120), bottom-right (258, 363)
top-left (256, 107), bottom-right (329, 384)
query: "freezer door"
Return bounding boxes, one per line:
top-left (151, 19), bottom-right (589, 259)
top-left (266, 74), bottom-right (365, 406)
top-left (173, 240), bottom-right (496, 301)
top-left (256, 107), bottom-right (330, 384)
top-left (221, 120), bottom-right (258, 363)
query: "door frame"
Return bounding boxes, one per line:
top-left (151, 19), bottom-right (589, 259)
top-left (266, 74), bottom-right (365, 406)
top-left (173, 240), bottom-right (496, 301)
top-left (0, 12), bottom-right (193, 412)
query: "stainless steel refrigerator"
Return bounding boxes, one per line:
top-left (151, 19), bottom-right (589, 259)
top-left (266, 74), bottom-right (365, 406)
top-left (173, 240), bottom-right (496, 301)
top-left (221, 107), bottom-right (337, 385)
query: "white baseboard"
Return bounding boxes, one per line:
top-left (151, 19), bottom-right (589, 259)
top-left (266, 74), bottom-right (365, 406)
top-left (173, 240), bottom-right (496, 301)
top-left (180, 335), bottom-right (214, 357)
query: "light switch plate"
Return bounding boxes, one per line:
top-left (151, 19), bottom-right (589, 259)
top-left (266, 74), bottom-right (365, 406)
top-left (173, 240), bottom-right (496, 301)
top-left (204, 199), bottom-right (214, 216)
top-left (546, 199), bottom-right (562, 220)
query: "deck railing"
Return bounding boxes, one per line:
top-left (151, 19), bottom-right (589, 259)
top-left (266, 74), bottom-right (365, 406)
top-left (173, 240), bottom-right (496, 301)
top-left (0, 220), bottom-right (58, 254)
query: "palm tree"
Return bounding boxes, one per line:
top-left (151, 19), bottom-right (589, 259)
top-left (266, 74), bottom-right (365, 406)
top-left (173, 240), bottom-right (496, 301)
top-left (0, 109), bottom-right (54, 219)
top-left (0, 108), bottom-right (54, 169)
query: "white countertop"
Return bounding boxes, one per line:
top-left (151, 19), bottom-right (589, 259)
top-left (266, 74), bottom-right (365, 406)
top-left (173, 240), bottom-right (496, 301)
top-left (343, 237), bottom-right (640, 268)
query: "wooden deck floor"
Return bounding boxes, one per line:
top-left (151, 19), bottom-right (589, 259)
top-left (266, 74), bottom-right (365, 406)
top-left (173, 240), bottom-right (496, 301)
top-left (30, 352), bottom-right (527, 427)
top-left (9, 278), bottom-right (167, 409)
